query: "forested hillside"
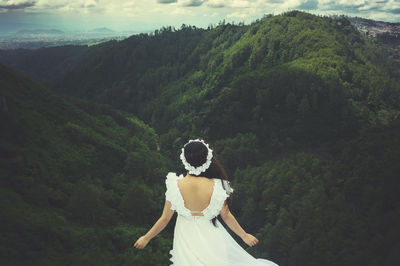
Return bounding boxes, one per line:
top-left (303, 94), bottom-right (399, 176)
top-left (1, 11), bottom-right (400, 266)
top-left (1, 12), bottom-right (399, 152)
top-left (0, 63), bottom-right (173, 265)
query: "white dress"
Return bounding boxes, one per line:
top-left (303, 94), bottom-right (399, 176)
top-left (165, 172), bottom-right (279, 266)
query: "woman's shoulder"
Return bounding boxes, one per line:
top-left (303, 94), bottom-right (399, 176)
top-left (166, 172), bottom-right (184, 181)
top-left (165, 173), bottom-right (183, 194)
top-left (165, 172), bottom-right (188, 215)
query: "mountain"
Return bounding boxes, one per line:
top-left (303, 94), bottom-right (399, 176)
top-left (1, 11), bottom-right (398, 148)
top-left (91, 27), bottom-right (115, 33)
top-left (1, 11), bottom-right (400, 266)
top-left (0, 63), bottom-right (173, 265)
top-left (0, 21), bottom-right (50, 35)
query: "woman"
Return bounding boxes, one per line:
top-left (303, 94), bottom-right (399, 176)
top-left (134, 138), bottom-right (278, 265)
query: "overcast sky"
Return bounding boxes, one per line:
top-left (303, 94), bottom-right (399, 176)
top-left (0, 0), bottom-right (399, 32)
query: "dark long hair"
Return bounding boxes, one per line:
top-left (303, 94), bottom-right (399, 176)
top-left (182, 139), bottom-right (232, 226)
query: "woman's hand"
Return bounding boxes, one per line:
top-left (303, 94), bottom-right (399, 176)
top-left (133, 235), bottom-right (150, 250)
top-left (241, 233), bottom-right (259, 247)
top-left (133, 200), bottom-right (174, 250)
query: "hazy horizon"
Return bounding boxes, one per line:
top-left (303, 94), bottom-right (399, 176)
top-left (0, 0), bottom-right (399, 34)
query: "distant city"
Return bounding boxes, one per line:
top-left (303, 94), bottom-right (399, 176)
top-left (347, 16), bottom-right (400, 38)
top-left (0, 27), bottom-right (140, 50)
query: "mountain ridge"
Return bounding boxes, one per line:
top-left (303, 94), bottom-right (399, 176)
top-left (2, 11), bottom-right (399, 152)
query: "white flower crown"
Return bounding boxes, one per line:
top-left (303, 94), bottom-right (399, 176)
top-left (180, 138), bottom-right (213, 176)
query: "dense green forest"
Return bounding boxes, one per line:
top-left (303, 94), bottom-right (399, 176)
top-left (1, 11), bottom-right (400, 266)
top-left (0, 64), bottom-right (173, 265)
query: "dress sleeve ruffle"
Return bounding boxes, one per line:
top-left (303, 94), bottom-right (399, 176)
top-left (222, 180), bottom-right (234, 195)
top-left (202, 179), bottom-right (230, 220)
top-left (165, 172), bottom-right (180, 211)
top-left (165, 172), bottom-right (191, 217)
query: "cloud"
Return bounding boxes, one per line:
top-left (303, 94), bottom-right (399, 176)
top-left (230, 0), bottom-right (252, 8)
top-left (181, 0), bottom-right (206, 7)
top-left (83, 0), bottom-right (99, 9)
top-left (157, 0), bottom-right (177, 3)
top-left (207, 0), bottom-right (225, 8)
top-left (156, 0), bottom-right (205, 7)
top-left (207, 0), bottom-right (258, 9)
top-left (265, 0), bottom-right (286, 3)
top-left (317, 0), bottom-right (398, 15)
top-left (389, 8), bottom-right (400, 14)
top-left (227, 11), bottom-right (249, 19)
top-left (0, 0), bottom-right (36, 10)
top-left (297, 0), bottom-right (318, 10)
top-left (37, 1), bottom-right (69, 11)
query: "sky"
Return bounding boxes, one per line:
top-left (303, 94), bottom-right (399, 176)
top-left (0, 0), bottom-right (399, 33)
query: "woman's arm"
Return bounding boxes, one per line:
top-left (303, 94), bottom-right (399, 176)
top-left (219, 203), bottom-right (259, 247)
top-left (133, 200), bottom-right (175, 249)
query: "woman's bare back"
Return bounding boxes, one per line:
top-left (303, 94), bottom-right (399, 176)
top-left (177, 175), bottom-right (214, 215)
